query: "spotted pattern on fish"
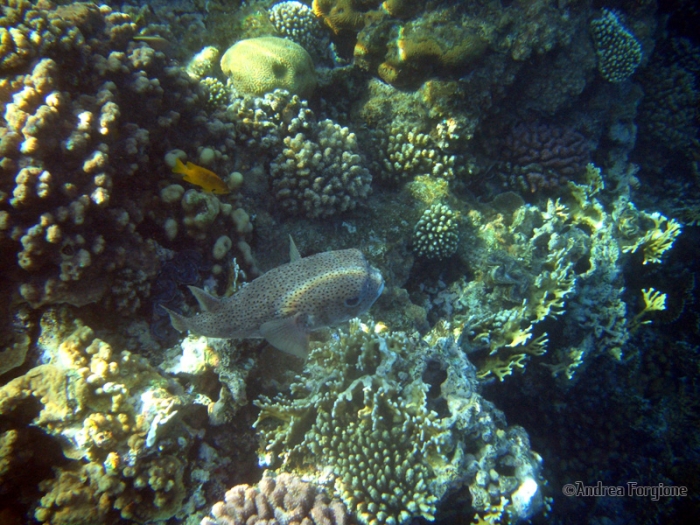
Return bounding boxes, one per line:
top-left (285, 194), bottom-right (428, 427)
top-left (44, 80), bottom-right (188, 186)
top-left (164, 248), bottom-right (384, 357)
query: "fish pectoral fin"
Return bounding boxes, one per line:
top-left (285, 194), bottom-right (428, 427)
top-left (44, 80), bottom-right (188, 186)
top-left (259, 315), bottom-right (308, 358)
top-left (187, 286), bottom-right (222, 312)
top-left (160, 305), bottom-right (188, 333)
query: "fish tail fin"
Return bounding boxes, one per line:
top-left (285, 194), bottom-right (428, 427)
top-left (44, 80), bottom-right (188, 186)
top-left (160, 305), bottom-right (188, 332)
top-left (172, 157), bottom-right (187, 175)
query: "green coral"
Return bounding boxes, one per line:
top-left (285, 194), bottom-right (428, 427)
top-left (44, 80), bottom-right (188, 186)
top-left (590, 9), bottom-right (642, 83)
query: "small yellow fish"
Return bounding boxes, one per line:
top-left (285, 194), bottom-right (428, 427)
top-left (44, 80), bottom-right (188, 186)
top-left (172, 158), bottom-right (230, 194)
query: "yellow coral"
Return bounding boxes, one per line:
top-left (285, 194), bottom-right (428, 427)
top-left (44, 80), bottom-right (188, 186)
top-left (312, 0), bottom-right (370, 34)
top-left (220, 36), bottom-right (317, 99)
top-left (622, 212), bottom-right (682, 264)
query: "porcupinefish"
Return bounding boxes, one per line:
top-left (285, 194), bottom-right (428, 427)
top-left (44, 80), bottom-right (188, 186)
top-left (172, 158), bottom-right (230, 195)
top-left (163, 238), bottom-right (384, 358)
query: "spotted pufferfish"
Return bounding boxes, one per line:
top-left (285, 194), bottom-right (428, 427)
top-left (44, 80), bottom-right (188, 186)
top-left (164, 238), bottom-right (384, 358)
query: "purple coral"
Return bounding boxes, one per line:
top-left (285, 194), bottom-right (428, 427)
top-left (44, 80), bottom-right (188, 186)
top-left (501, 122), bottom-right (591, 193)
top-left (202, 473), bottom-right (350, 525)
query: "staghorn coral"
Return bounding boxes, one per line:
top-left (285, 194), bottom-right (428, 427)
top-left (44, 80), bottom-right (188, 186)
top-left (499, 122), bottom-right (591, 194)
top-left (220, 36), bottom-right (317, 99)
top-left (255, 320), bottom-right (545, 524)
top-left (202, 472), bottom-right (350, 525)
top-left (412, 203), bottom-right (459, 260)
top-left (270, 119), bottom-right (371, 218)
top-left (0, 307), bottom-right (198, 524)
top-left (590, 9), bottom-right (643, 83)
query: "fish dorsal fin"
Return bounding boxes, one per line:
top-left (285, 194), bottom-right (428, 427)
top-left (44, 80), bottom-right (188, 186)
top-left (259, 314), bottom-right (308, 358)
top-left (187, 286), bottom-right (223, 313)
top-left (289, 235), bottom-right (301, 263)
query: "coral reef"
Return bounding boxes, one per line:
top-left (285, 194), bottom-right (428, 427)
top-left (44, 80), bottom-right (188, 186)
top-left (590, 9), bottom-right (643, 83)
top-left (638, 38), bottom-right (700, 154)
top-left (226, 88), bottom-right (314, 151)
top-left (220, 36), bottom-right (317, 99)
top-left (202, 472), bottom-right (350, 525)
top-left (255, 320), bottom-right (544, 524)
top-left (422, 165), bottom-right (681, 382)
top-left (499, 122), bottom-right (591, 194)
top-left (311, 0), bottom-right (378, 35)
top-left (0, 307), bottom-right (198, 523)
top-left (270, 119), bottom-right (372, 218)
top-left (412, 203), bottom-right (459, 260)
top-left (0, 2), bottom-right (249, 314)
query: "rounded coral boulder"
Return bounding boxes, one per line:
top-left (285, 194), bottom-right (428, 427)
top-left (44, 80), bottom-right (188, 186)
top-left (220, 36), bottom-right (317, 99)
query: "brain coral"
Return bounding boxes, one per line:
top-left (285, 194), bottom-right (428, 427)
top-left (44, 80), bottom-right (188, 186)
top-left (220, 36), bottom-right (317, 99)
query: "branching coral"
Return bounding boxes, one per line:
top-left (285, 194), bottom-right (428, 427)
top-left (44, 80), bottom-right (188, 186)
top-left (412, 203), bottom-right (459, 260)
top-left (270, 119), bottom-right (372, 218)
top-left (590, 9), bottom-right (642, 83)
top-left (254, 320), bottom-right (544, 524)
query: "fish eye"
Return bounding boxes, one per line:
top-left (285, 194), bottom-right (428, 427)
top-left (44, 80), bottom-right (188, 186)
top-left (344, 296), bottom-right (360, 307)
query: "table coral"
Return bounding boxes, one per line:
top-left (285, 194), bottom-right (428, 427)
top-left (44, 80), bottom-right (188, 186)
top-left (202, 472), bottom-right (350, 525)
top-left (255, 319), bottom-right (545, 524)
top-left (220, 36), bottom-right (317, 99)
